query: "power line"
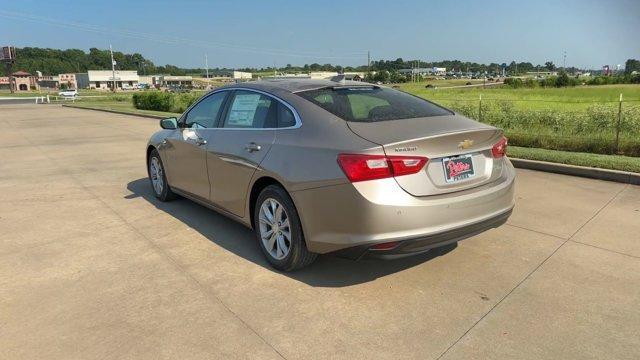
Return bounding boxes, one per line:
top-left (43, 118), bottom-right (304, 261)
top-left (0, 10), bottom-right (367, 60)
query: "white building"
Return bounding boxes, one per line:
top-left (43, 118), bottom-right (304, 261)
top-left (231, 71), bottom-right (252, 80)
top-left (158, 75), bottom-right (193, 88)
top-left (58, 73), bottom-right (79, 89)
top-left (86, 70), bottom-right (139, 90)
top-left (399, 67), bottom-right (447, 76)
top-left (309, 71), bottom-right (339, 79)
top-left (262, 73), bottom-right (311, 80)
top-left (264, 71), bottom-right (365, 81)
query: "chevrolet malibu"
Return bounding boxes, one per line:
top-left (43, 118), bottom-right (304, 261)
top-left (146, 79), bottom-right (515, 271)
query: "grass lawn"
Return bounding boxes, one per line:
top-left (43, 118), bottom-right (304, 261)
top-left (399, 83), bottom-right (640, 157)
top-left (67, 100), bottom-right (179, 118)
top-left (509, 146), bottom-right (640, 173)
top-left (399, 83), bottom-right (640, 111)
top-left (402, 78), bottom-right (489, 88)
top-left (0, 89), bottom-right (121, 97)
top-left (0, 91), bottom-right (56, 97)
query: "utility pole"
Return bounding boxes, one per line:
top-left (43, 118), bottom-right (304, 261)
top-left (204, 54), bottom-right (209, 88)
top-left (563, 51), bottom-right (566, 69)
top-left (367, 51), bottom-right (370, 71)
top-left (109, 44), bottom-right (116, 92)
top-left (411, 61), bottom-right (416, 82)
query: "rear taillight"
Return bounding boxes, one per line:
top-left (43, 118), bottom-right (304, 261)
top-left (337, 154), bottom-right (428, 182)
top-left (492, 136), bottom-right (508, 158)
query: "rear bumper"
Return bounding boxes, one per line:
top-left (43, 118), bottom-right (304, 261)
top-left (335, 208), bottom-right (512, 260)
top-left (291, 159), bottom-right (516, 254)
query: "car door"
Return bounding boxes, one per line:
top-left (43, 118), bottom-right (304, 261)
top-left (162, 91), bottom-right (228, 200)
top-left (206, 89), bottom-right (281, 217)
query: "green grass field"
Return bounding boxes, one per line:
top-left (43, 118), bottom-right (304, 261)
top-left (509, 146), bottom-right (640, 173)
top-left (399, 83), bottom-right (640, 157)
top-left (399, 83), bottom-right (640, 110)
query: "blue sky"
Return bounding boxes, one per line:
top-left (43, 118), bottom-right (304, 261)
top-left (0, 0), bottom-right (638, 69)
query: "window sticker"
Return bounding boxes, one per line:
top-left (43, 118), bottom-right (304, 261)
top-left (228, 94), bottom-right (261, 126)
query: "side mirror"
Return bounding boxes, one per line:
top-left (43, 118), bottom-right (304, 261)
top-left (160, 117), bottom-right (178, 130)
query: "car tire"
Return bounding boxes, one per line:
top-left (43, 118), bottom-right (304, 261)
top-left (148, 149), bottom-right (176, 202)
top-left (254, 185), bottom-right (317, 271)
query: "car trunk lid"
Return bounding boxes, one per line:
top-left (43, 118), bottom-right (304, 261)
top-left (347, 114), bottom-right (506, 196)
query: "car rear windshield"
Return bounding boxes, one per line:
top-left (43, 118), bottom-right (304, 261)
top-left (297, 86), bottom-right (452, 122)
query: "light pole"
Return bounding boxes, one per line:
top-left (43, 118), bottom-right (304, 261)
top-left (205, 54), bottom-right (209, 79)
top-left (109, 44), bottom-right (116, 92)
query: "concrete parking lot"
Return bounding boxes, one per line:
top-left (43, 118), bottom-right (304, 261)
top-left (1, 104), bottom-right (639, 359)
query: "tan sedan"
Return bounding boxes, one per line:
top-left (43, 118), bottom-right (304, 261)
top-left (146, 79), bottom-right (515, 271)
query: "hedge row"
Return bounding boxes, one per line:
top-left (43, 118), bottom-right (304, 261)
top-left (132, 92), bottom-right (200, 113)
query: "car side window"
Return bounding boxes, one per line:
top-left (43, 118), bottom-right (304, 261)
top-left (223, 90), bottom-right (277, 129)
top-left (278, 103), bottom-right (296, 128)
top-left (184, 91), bottom-right (227, 129)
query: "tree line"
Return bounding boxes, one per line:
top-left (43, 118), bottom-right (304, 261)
top-left (7, 47), bottom-right (639, 78)
top-left (11, 47), bottom-right (196, 76)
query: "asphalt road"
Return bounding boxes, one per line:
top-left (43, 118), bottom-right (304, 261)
top-left (1, 105), bottom-right (639, 359)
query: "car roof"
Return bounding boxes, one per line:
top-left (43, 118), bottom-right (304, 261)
top-left (217, 78), bottom-right (370, 94)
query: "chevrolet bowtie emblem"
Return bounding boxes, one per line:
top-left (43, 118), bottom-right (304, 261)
top-left (458, 139), bottom-right (474, 149)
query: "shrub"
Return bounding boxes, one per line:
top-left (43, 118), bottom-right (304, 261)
top-left (587, 75), bottom-right (640, 86)
top-left (554, 72), bottom-right (571, 87)
top-left (539, 76), bottom-right (557, 87)
top-left (132, 91), bottom-right (200, 113)
top-left (504, 78), bottom-right (523, 88)
top-left (132, 92), bottom-right (174, 112)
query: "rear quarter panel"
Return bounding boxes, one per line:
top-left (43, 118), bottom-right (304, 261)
top-left (259, 90), bottom-right (382, 192)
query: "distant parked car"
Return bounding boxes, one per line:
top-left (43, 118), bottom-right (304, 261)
top-left (58, 89), bottom-right (78, 97)
top-left (146, 79), bottom-right (515, 271)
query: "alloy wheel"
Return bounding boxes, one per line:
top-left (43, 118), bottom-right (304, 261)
top-left (149, 156), bottom-right (164, 195)
top-left (258, 198), bottom-right (291, 260)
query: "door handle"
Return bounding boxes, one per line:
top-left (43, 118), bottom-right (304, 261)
top-left (195, 137), bottom-right (207, 146)
top-left (244, 142), bottom-right (261, 152)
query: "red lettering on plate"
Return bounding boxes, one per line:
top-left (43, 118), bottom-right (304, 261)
top-left (447, 160), bottom-right (471, 178)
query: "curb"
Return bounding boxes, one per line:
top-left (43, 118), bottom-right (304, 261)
top-left (61, 104), bottom-right (168, 119)
top-left (511, 158), bottom-right (640, 185)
